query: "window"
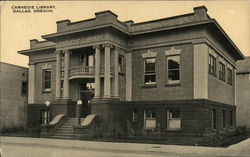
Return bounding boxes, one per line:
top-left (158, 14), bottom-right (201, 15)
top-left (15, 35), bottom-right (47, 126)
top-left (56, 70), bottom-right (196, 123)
top-left (212, 109), bottom-right (216, 130)
top-left (167, 109), bottom-right (181, 130)
top-left (80, 54), bottom-right (94, 66)
top-left (144, 109), bottom-right (156, 129)
top-left (219, 62), bottom-right (226, 81)
top-left (209, 54), bottom-right (216, 76)
top-left (222, 110), bottom-right (226, 128)
top-left (43, 69), bottom-right (51, 92)
top-left (144, 58), bottom-right (156, 85)
top-left (227, 68), bottom-right (233, 85)
top-left (118, 55), bottom-right (125, 74)
top-left (132, 108), bottom-right (138, 122)
top-left (167, 55), bottom-right (180, 84)
top-left (21, 81), bottom-right (28, 95)
top-left (230, 110), bottom-right (233, 127)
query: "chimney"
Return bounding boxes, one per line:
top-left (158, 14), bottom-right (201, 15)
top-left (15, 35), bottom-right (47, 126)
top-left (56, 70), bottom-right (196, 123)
top-left (56, 19), bottom-right (71, 32)
top-left (193, 6), bottom-right (209, 20)
top-left (95, 10), bottom-right (118, 22)
top-left (30, 39), bottom-right (38, 49)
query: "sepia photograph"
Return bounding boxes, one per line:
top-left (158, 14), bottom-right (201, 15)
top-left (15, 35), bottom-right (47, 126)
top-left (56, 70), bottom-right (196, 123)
top-left (1, 1), bottom-right (250, 157)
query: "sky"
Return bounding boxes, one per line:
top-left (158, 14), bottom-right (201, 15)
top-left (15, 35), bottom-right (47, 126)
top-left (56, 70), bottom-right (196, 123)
top-left (1, 1), bottom-right (250, 67)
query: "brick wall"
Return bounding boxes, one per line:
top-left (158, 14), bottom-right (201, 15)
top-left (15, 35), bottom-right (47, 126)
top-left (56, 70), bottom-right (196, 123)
top-left (0, 63), bottom-right (28, 129)
top-left (132, 43), bottom-right (193, 101)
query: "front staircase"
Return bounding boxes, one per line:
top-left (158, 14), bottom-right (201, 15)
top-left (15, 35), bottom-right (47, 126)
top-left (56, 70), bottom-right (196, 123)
top-left (49, 118), bottom-right (78, 139)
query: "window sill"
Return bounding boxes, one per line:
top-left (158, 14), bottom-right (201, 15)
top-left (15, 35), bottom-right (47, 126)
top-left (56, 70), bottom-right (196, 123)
top-left (165, 83), bottom-right (181, 87)
top-left (142, 84), bottom-right (157, 88)
top-left (219, 78), bottom-right (226, 82)
top-left (42, 90), bottom-right (51, 93)
top-left (209, 73), bottom-right (217, 78)
top-left (166, 129), bottom-right (181, 132)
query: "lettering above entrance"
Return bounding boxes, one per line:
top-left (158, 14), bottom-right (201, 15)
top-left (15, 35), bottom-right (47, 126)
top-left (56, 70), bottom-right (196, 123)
top-left (56, 34), bottom-right (104, 49)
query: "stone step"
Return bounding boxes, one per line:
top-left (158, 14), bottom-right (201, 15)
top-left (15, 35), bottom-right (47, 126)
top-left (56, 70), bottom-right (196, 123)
top-left (60, 125), bottom-right (73, 128)
top-left (54, 130), bottom-right (73, 134)
top-left (49, 135), bottom-right (72, 139)
top-left (56, 128), bottom-right (73, 132)
top-left (52, 133), bottom-right (74, 137)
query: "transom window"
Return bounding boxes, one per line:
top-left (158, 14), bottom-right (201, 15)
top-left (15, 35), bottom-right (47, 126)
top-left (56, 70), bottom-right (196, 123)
top-left (167, 109), bottom-right (181, 130)
top-left (209, 54), bottom-right (216, 76)
top-left (167, 55), bottom-right (180, 84)
top-left (43, 69), bottom-right (51, 92)
top-left (219, 62), bottom-right (226, 81)
top-left (144, 58), bottom-right (156, 85)
top-left (144, 109), bottom-right (156, 130)
top-left (227, 68), bottom-right (233, 85)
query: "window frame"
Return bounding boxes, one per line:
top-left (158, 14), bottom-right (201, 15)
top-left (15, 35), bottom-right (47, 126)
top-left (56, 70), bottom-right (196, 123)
top-left (167, 109), bottom-right (181, 130)
top-left (143, 57), bottom-right (156, 86)
top-left (219, 62), bottom-right (226, 81)
top-left (209, 54), bottom-right (217, 77)
top-left (166, 55), bottom-right (180, 85)
top-left (43, 69), bottom-right (52, 92)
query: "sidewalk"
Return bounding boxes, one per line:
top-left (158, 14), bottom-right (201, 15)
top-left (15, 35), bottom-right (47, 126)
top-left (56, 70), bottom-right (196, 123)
top-left (1, 136), bottom-right (250, 157)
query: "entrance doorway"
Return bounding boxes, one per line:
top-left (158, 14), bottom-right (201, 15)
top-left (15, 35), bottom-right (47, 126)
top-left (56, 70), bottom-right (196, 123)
top-left (79, 80), bottom-right (95, 118)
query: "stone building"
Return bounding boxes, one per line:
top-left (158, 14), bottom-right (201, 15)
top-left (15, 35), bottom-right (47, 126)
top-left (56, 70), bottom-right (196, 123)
top-left (236, 56), bottom-right (250, 128)
top-left (0, 62), bottom-right (28, 130)
top-left (18, 6), bottom-right (245, 138)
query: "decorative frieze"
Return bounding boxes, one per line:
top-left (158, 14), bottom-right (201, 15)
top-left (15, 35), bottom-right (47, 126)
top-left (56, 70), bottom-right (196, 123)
top-left (165, 47), bottom-right (182, 56)
top-left (42, 63), bottom-right (52, 69)
top-left (142, 50), bottom-right (157, 58)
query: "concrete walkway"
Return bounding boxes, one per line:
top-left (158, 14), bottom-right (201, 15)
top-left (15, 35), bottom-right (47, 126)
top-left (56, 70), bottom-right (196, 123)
top-left (1, 136), bottom-right (250, 157)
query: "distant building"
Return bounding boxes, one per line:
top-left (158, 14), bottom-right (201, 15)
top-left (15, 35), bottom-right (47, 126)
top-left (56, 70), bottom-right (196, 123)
top-left (0, 62), bottom-right (28, 130)
top-left (19, 6), bottom-right (245, 138)
top-left (236, 56), bottom-right (250, 128)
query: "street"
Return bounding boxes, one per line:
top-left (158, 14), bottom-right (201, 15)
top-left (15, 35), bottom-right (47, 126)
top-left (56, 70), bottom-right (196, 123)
top-left (1, 136), bottom-right (250, 157)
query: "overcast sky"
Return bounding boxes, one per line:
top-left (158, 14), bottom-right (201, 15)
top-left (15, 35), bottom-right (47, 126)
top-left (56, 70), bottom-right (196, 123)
top-left (1, 1), bottom-right (250, 67)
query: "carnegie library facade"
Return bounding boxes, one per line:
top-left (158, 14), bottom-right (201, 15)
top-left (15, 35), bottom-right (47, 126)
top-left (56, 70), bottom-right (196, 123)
top-left (19, 6), bottom-right (245, 139)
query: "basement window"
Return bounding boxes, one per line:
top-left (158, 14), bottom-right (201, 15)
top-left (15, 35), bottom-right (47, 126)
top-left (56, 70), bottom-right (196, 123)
top-left (144, 109), bottom-right (156, 130)
top-left (167, 109), bottom-right (181, 130)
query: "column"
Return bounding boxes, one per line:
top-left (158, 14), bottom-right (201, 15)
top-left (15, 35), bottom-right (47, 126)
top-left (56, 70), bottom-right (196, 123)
top-left (63, 50), bottom-right (70, 99)
top-left (55, 51), bottom-right (61, 99)
top-left (103, 44), bottom-right (112, 98)
top-left (93, 45), bottom-right (101, 98)
top-left (113, 47), bottom-right (119, 98)
top-left (28, 64), bottom-right (35, 103)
